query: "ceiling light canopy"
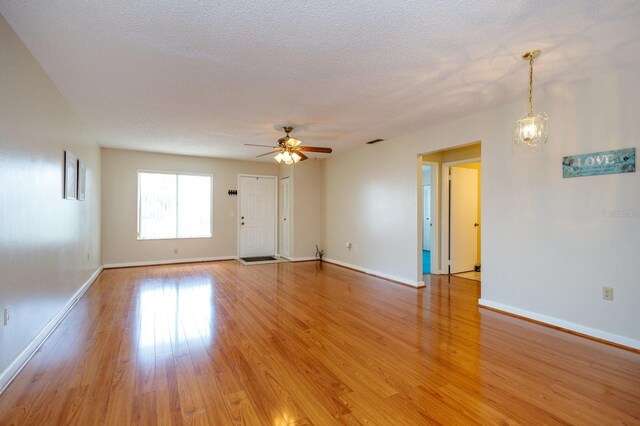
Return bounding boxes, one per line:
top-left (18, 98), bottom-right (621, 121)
top-left (514, 50), bottom-right (548, 147)
top-left (278, 127), bottom-right (302, 148)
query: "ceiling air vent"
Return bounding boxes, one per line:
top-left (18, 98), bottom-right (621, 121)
top-left (365, 138), bottom-right (384, 145)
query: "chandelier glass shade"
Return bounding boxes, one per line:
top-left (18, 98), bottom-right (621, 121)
top-left (274, 148), bottom-right (301, 164)
top-left (514, 50), bottom-right (548, 147)
top-left (514, 112), bottom-right (548, 146)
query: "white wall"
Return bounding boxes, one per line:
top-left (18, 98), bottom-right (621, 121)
top-left (101, 148), bottom-right (277, 266)
top-left (0, 15), bottom-right (102, 385)
top-left (324, 143), bottom-right (419, 285)
top-left (323, 64), bottom-right (640, 348)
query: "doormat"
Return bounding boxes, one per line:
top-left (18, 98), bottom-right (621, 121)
top-left (238, 256), bottom-right (287, 266)
top-left (241, 256), bottom-right (277, 262)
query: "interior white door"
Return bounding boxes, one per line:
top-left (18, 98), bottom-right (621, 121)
top-left (239, 176), bottom-right (277, 258)
top-left (278, 178), bottom-right (291, 259)
top-left (423, 185), bottom-right (431, 251)
top-left (450, 167), bottom-right (478, 273)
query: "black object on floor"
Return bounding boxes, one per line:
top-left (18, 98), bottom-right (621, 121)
top-left (241, 256), bottom-right (277, 262)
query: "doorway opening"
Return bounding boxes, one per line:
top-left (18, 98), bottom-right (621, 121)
top-left (445, 161), bottom-right (481, 281)
top-left (418, 142), bottom-right (481, 283)
top-left (421, 163), bottom-right (436, 274)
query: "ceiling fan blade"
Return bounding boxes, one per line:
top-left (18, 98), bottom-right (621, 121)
top-left (297, 151), bottom-right (309, 161)
top-left (297, 146), bottom-right (333, 153)
top-left (245, 143), bottom-right (277, 148)
top-left (256, 150), bottom-right (278, 158)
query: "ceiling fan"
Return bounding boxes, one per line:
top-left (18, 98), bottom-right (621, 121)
top-left (245, 126), bottom-right (332, 164)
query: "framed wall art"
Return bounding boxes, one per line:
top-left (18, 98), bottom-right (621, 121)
top-left (562, 148), bottom-right (636, 178)
top-left (64, 151), bottom-right (78, 200)
top-left (77, 159), bottom-right (86, 201)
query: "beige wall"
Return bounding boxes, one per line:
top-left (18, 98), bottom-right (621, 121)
top-left (277, 159), bottom-right (324, 259)
top-left (324, 142), bottom-right (417, 284)
top-left (101, 148), bottom-right (277, 265)
top-left (324, 63), bottom-right (640, 348)
top-left (0, 15), bottom-right (101, 384)
top-left (292, 160), bottom-right (324, 259)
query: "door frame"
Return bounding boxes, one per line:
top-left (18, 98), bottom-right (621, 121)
top-left (237, 174), bottom-right (278, 259)
top-left (441, 158), bottom-right (480, 274)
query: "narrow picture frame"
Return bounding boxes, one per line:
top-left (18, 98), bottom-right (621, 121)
top-left (64, 151), bottom-right (78, 200)
top-left (77, 159), bottom-right (86, 201)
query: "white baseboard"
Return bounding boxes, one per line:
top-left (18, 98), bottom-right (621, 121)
top-left (275, 256), bottom-right (316, 262)
top-left (324, 258), bottom-right (425, 288)
top-left (478, 299), bottom-right (640, 350)
top-left (103, 256), bottom-right (236, 269)
top-left (0, 266), bottom-right (104, 394)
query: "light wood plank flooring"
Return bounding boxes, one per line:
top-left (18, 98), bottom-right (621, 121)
top-left (452, 271), bottom-right (481, 281)
top-left (1, 261), bottom-right (639, 425)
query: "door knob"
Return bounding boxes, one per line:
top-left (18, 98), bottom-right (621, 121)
top-left (474, 222), bottom-right (480, 227)
top-left (241, 222), bottom-right (244, 225)
top-left (241, 216), bottom-right (244, 219)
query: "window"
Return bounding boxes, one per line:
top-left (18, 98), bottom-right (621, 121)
top-left (137, 171), bottom-right (212, 240)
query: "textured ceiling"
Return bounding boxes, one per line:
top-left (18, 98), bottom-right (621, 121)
top-left (2, 1), bottom-right (640, 160)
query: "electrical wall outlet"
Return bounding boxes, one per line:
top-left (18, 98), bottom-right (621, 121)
top-left (602, 287), bottom-right (614, 301)
top-left (346, 242), bottom-right (352, 250)
top-left (3, 306), bottom-right (10, 326)
top-left (174, 248), bottom-right (179, 254)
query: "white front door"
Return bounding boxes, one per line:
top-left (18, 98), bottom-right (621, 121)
top-left (279, 178), bottom-right (291, 259)
top-left (239, 175), bottom-right (277, 258)
top-left (449, 167), bottom-right (478, 273)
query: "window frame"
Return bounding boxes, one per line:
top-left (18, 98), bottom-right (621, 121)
top-left (136, 169), bottom-right (214, 241)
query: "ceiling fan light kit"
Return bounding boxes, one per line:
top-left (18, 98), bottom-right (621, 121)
top-left (274, 150), bottom-right (302, 165)
top-left (514, 49), bottom-right (548, 147)
top-left (246, 126), bottom-right (332, 164)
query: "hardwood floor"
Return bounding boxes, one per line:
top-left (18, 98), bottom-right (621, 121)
top-left (1, 261), bottom-right (639, 425)
top-left (452, 271), bottom-right (481, 282)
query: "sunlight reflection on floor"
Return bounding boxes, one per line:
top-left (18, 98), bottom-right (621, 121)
top-left (137, 275), bottom-right (215, 351)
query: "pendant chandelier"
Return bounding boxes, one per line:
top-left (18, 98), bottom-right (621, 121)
top-left (514, 49), bottom-right (548, 147)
